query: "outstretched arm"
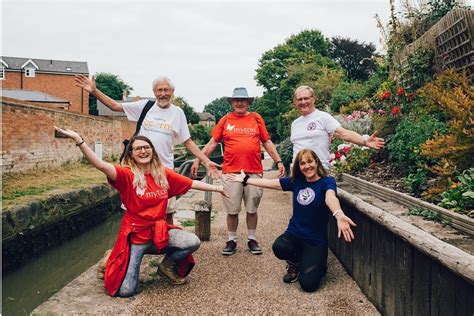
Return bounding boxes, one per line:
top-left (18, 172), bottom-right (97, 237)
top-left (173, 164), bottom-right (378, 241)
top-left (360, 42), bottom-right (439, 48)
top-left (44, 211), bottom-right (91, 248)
top-left (184, 138), bottom-right (220, 179)
top-left (333, 127), bottom-right (384, 149)
top-left (262, 140), bottom-right (285, 177)
top-left (75, 75), bottom-right (124, 112)
top-left (190, 138), bottom-right (219, 178)
top-left (227, 170), bottom-right (282, 190)
top-left (54, 126), bottom-right (117, 181)
top-left (325, 189), bottom-right (357, 242)
top-left (191, 180), bottom-right (228, 198)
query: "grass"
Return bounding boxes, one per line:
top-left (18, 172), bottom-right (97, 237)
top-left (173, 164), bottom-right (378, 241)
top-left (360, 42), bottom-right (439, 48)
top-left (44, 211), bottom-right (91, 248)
top-left (2, 161), bottom-right (106, 210)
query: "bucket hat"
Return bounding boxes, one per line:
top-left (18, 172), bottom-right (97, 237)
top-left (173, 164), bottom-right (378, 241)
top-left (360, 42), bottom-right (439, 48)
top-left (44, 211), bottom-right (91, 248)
top-left (227, 87), bottom-right (254, 104)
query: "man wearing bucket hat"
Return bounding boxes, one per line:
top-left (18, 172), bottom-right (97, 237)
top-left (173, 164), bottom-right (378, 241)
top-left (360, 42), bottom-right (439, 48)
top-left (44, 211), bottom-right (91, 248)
top-left (191, 87), bottom-right (285, 255)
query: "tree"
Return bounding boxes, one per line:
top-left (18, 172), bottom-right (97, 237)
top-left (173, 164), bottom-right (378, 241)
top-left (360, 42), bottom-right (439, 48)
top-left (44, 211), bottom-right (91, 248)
top-left (174, 96), bottom-right (200, 124)
top-left (255, 29), bottom-right (333, 91)
top-left (203, 97), bottom-right (232, 122)
top-left (330, 37), bottom-right (379, 81)
top-left (89, 72), bottom-right (133, 115)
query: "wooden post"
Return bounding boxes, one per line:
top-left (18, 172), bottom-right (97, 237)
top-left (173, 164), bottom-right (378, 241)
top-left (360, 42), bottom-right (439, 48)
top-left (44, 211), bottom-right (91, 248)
top-left (195, 176), bottom-right (213, 241)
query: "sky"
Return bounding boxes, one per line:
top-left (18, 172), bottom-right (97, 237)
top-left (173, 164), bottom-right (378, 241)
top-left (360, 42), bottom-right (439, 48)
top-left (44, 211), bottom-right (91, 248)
top-left (4, 0), bottom-right (470, 112)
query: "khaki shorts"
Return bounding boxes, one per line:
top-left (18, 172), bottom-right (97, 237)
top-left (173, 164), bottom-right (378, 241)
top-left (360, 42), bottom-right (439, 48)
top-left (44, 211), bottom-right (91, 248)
top-left (167, 196), bottom-right (177, 214)
top-left (222, 173), bottom-right (264, 215)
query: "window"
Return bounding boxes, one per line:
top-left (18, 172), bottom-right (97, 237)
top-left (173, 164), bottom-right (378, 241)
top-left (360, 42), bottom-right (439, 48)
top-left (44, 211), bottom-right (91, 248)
top-left (0, 68), bottom-right (4, 80)
top-left (25, 68), bottom-right (35, 77)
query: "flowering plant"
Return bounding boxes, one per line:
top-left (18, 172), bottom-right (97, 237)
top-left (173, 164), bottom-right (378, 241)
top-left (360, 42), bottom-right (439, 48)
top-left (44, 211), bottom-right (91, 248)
top-left (330, 143), bottom-right (370, 175)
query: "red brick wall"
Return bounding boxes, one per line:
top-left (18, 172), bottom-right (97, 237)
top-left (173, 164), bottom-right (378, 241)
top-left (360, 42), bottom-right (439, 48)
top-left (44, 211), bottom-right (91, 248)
top-left (1, 97), bottom-right (135, 174)
top-left (2, 71), bottom-right (89, 114)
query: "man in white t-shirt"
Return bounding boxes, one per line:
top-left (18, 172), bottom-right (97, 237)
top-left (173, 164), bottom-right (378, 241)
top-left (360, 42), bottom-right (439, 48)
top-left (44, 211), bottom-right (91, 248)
top-left (76, 75), bottom-right (219, 224)
top-left (291, 85), bottom-right (384, 169)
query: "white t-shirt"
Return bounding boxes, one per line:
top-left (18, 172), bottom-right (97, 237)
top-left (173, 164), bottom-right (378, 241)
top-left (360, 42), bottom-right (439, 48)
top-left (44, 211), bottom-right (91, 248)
top-left (122, 100), bottom-right (191, 168)
top-left (290, 110), bottom-right (341, 169)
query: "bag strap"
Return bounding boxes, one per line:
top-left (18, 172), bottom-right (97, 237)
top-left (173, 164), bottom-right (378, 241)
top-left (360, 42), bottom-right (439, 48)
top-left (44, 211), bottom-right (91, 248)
top-left (119, 100), bottom-right (155, 164)
top-left (134, 100), bottom-right (155, 136)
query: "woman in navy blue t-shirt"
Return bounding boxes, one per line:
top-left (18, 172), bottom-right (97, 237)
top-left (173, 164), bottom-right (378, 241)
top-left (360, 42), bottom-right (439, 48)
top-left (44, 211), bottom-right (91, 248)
top-left (228, 148), bottom-right (356, 292)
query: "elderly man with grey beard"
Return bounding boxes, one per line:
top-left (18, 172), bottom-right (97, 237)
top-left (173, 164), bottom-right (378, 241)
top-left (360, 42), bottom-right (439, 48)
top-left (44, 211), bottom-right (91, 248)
top-left (76, 75), bottom-right (219, 225)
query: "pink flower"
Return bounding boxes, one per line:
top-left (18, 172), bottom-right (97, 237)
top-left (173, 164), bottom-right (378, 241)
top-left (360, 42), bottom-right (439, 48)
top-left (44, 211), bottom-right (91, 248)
top-left (342, 146), bottom-right (352, 153)
top-left (335, 151), bottom-right (342, 159)
top-left (378, 109), bottom-right (385, 115)
top-left (397, 87), bottom-right (405, 96)
top-left (368, 109), bottom-right (374, 115)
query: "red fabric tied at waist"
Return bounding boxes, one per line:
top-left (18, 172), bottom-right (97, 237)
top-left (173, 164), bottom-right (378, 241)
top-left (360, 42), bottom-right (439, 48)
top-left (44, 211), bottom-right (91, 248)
top-left (104, 211), bottom-right (194, 296)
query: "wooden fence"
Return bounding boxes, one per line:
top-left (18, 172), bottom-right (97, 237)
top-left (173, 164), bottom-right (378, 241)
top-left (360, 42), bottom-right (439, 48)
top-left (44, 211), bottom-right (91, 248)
top-left (329, 189), bottom-right (474, 316)
top-left (394, 8), bottom-right (474, 82)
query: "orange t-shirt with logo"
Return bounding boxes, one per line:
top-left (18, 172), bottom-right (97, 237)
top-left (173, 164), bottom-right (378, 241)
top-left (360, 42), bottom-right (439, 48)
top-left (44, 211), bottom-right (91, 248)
top-left (211, 112), bottom-right (270, 174)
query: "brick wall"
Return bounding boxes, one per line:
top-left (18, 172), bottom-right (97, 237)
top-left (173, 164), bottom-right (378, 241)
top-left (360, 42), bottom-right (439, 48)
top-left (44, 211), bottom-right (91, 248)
top-left (1, 97), bottom-right (135, 173)
top-left (2, 71), bottom-right (89, 114)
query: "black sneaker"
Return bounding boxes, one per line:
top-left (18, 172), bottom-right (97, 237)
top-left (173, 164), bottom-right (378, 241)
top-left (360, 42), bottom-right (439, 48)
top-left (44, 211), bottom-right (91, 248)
top-left (222, 240), bottom-right (237, 255)
top-left (247, 239), bottom-right (263, 255)
top-left (283, 261), bottom-right (299, 283)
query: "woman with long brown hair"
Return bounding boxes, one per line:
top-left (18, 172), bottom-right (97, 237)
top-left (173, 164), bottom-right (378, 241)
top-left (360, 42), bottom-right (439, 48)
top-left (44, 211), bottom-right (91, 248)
top-left (54, 126), bottom-right (227, 297)
top-left (228, 148), bottom-right (355, 292)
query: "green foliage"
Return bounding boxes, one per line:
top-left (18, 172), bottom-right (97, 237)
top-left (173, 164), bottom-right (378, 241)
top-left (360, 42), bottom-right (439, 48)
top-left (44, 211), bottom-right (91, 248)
top-left (408, 207), bottom-right (442, 222)
top-left (90, 72), bottom-right (133, 116)
top-left (174, 96), bottom-right (199, 124)
top-left (94, 72), bottom-right (133, 101)
top-left (331, 145), bottom-right (370, 174)
top-left (419, 70), bottom-right (474, 178)
top-left (276, 137), bottom-right (293, 170)
top-left (203, 97), bottom-right (232, 122)
top-left (330, 81), bottom-right (368, 113)
top-left (255, 29), bottom-right (332, 91)
top-left (189, 124), bottom-right (213, 145)
top-left (387, 113), bottom-right (448, 168)
top-left (179, 219), bottom-right (195, 227)
top-left (440, 168), bottom-right (474, 217)
top-left (403, 46), bottom-right (434, 90)
top-left (330, 37), bottom-right (379, 81)
top-left (403, 169), bottom-right (427, 196)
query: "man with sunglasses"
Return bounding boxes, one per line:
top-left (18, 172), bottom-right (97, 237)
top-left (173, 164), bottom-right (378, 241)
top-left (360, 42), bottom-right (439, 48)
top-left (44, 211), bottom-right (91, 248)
top-left (76, 75), bottom-right (219, 224)
top-left (191, 87), bottom-right (285, 256)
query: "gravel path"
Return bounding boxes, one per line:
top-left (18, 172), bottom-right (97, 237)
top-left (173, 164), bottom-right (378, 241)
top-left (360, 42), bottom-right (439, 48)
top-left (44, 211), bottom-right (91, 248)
top-left (34, 168), bottom-right (379, 315)
top-left (134, 169), bottom-right (379, 315)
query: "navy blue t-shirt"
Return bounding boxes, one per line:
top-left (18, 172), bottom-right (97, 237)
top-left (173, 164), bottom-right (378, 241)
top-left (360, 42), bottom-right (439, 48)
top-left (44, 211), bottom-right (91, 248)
top-left (279, 176), bottom-right (337, 246)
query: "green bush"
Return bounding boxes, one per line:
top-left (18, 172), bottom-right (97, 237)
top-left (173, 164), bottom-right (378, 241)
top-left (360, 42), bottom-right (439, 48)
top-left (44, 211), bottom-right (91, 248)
top-left (440, 168), bottom-right (474, 217)
top-left (387, 113), bottom-right (447, 169)
top-left (403, 168), bottom-right (427, 196)
top-left (277, 137), bottom-right (293, 170)
top-left (190, 124), bottom-right (213, 145)
top-left (330, 81), bottom-right (368, 113)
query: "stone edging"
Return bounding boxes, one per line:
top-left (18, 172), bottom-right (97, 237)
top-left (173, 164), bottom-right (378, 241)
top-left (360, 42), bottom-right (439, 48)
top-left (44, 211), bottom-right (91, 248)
top-left (341, 173), bottom-right (474, 236)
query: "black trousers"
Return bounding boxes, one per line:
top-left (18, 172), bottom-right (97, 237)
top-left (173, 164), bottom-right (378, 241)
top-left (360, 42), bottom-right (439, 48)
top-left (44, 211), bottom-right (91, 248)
top-left (272, 232), bottom-right (328, 292)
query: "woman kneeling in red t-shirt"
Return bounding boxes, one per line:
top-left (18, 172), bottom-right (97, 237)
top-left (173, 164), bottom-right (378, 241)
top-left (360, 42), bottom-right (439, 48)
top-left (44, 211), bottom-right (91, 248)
top-left (55, 126), bottom-right (228, 297)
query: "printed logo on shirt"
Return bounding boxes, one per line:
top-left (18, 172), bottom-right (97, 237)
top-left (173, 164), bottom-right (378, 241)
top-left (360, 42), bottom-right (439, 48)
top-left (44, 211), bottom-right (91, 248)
top-left (226, 123), bottom-right (257, 135)
top-left (296, 187), bottom-right (315, 206)
top-left (307, 122), bottom-right (318, 131)
top-left (142, 118), bottom-right (173, 135)
top-left (145, 189), bottom-right (168, 199)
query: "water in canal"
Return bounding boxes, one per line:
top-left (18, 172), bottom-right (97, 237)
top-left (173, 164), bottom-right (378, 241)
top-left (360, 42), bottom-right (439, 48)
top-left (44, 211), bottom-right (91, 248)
top-left (2, 212), bottom-right (123, 315)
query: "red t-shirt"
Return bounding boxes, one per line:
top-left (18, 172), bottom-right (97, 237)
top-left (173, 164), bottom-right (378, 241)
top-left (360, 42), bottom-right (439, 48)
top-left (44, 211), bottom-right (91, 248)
top-left (211, 112), bottom-right (270, 174)
top-left (108, 165), bottom-right (192, 221)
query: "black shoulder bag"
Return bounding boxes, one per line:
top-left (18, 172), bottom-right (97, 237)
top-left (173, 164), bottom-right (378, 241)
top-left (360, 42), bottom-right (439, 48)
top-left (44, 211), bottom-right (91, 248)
top-left (119, 100), bottom-right (155, 164)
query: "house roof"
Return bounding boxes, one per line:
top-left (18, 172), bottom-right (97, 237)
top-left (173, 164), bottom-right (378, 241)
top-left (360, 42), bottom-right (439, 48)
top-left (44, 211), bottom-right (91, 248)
top-left (198, 112), bottom-right (216, 121)
top-left (1, 89), bottom-right (69, 103)
top-left (0, 56), bottom-right (89, 75)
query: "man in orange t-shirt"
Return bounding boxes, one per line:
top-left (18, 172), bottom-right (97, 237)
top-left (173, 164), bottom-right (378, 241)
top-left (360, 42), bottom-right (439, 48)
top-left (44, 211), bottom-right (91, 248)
top-left (191, 87), bottom-right (285, 255)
